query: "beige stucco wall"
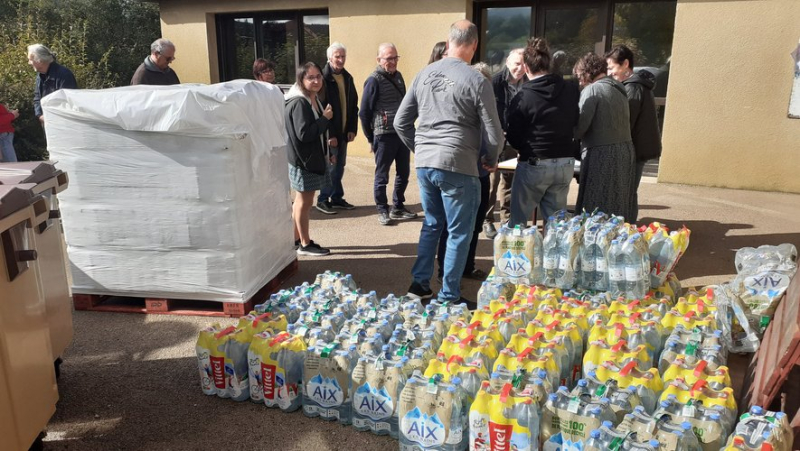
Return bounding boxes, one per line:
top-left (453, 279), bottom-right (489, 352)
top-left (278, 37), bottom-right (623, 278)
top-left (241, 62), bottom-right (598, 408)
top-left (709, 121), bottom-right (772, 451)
top-left (158, 0), bottom-right (471, 156)
top-left (659, 0), bottom-right (800, 193)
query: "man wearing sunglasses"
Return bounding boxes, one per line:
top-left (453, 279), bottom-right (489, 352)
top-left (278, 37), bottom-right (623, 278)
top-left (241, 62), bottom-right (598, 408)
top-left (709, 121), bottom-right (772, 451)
top-left (131, 38), bottom-right (181, 86)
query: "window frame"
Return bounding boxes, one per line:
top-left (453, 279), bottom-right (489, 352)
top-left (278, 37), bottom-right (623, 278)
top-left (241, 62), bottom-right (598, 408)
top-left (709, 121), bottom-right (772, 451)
top-left (215, 8), bottom-right (329, 85)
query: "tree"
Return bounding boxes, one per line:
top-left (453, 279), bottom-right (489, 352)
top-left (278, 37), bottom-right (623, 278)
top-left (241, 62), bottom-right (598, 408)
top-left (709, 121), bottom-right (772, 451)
top-left (0, 0), bottom-right (160, 160)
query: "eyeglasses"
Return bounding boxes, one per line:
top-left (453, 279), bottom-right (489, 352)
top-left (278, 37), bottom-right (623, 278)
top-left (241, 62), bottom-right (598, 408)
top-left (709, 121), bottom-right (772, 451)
top-left (380, 56), bottom-right (400, 62)
top-left (158, 52), bottom-right (176, 63)
top-left (304, 75), bottom-right (323, 81)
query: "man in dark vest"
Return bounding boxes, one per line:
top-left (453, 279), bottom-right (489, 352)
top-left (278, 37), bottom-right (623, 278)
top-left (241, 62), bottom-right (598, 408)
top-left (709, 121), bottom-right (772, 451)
top-left (359, 43), bottom-right (418, 226)
top-left (315, 42), bottom-right (359, 215)
top-left (131, 38), bottom-right (181, 86)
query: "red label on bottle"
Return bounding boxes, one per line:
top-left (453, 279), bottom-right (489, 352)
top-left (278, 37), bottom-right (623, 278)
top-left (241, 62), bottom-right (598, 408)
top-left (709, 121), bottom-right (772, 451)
top-left (262, 363), bottom-right (276, 400)
top-left (489, 421), bottom-right (513, 451)
top-left (210, 356), bottom-right (226, 389)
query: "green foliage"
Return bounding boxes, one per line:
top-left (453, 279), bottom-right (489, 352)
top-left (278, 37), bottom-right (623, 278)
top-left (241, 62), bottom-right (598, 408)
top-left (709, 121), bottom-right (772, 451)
top-left (0, 0), bottom-right (160, 160)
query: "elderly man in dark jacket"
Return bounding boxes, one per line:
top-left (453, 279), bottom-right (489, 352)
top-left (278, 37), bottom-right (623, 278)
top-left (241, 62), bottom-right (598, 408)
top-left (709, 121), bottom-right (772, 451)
top-left (131, 38), bottom-right (181, 86)
top-left (27, 44), bottom-right (78, 125)
top-left (315, 42), bottom-right (359, 215)
top-left (485, 48), bottom-right (525, 238)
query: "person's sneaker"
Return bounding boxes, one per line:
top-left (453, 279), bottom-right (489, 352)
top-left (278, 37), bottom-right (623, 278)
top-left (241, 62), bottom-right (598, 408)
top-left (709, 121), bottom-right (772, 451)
top-left (406, 281), bottom-right (433, 300)
top-left (483, 222), bottom-right (498, 239)
top-left (294, 239), bottom-right (301, 250)
top-left (330, 199), bottom-right (355, 210)
top-left (315, 201), bottom-right (338, 215)
top-left (390, 207), bottom-right (418, 220)
top-left (378, 211), bottom-right (393, 226)
top-left (463, 268), bottom-right (488, 281)
top-left (297, 241), bottom-right (331, 256)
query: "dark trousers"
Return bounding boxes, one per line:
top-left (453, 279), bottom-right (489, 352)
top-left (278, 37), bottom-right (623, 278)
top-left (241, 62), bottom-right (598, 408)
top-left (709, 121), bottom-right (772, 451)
top-left (485, 143), bottom-right (517, 224)
top-left (437, 174), bottom-right (490, 276)
top-left (318, 139), bottom-right (348, 203)
top-left (373, 133), bottom-right (410, 213)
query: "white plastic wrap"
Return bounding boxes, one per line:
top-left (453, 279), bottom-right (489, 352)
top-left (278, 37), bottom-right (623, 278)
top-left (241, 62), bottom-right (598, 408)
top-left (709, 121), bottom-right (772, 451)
top-left (41, 80), bottom-right (294, 302)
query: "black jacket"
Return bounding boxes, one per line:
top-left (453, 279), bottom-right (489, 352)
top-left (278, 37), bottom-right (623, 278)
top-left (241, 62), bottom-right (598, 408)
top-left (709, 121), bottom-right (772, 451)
top-left (491, 67), bottom-right (517, 131)
top-left (624, 70), bottom-right (662, 161)
top-left (505, 74), bottom-right (580, 161)
top-left (284, 91), bottom-right (330, 175)
top-left (321, 63), bottom-right (359, 141)
top-left (34, 62), bottom-right (77, 118)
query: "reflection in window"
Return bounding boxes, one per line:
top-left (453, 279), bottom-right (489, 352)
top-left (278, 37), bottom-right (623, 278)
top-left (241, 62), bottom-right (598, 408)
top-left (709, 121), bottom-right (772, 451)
top-left (481, 7), bottom-right (531, 73)
top-left (303, 15), bottom-right (330, 71)
top-left (612, 1), bottom-right (676, 99)
top-left (543, 7), bottom-right (601, 77)
top-left (262, 18), bottom-right (297, 85)
top-left (233, 19), bottom-right (255, 80)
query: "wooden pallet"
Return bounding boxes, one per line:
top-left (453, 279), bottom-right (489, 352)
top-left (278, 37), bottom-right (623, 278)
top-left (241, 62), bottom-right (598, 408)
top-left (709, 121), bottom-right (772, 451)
top-left (72, 259), bottom-right (298, 318)
top-left (740, 270), bottom-right (800, 412)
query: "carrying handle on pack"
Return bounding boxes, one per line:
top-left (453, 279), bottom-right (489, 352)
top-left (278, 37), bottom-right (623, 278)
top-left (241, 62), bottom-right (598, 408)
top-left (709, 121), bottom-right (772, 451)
top-left (620, 360), bottom-right (637, 377)
top-left (500, 383), bottom-right (513, 403)
top-left (612, 340), bottom-right (627, 352)
top-left (493, 308), bottom-right (507, 319)
top-left (467, 321), bottom-right (481, 332)
top-left (629, 312), bottom-right (641, 325)
top-left (546, 320), bottom-right (560, 332)
top-left (628, 300), bottom-right (641, 310)
top-left (269, 331), bottom-right (292, 346)
top-left (615, 323), bottom-right (625, 338)
top-left (531, 331), bottom-right (544, 342)
top-left (684, 310), bottom-right (696, 320)
top-left (518, 347), bottom-right (534, 361)
top-left (460, 334), bottom-right (476, 349)
top-left (446, 354), bottom-right (464, 373)
top-left (252, 312), bottom-right (272, 326)
top-left (693, 360), bottom-right (708, 378)
top-left (214, 326), bottom-right (236, 339)
top-left (690, 379), bottom-right (707, 396)
top-left (697, 298), bottom-right (705, 313)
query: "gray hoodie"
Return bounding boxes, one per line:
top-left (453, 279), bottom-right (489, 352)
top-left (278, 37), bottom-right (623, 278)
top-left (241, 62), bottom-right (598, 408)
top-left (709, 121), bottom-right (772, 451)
top-left (393, 58), bottom-right (503, 177)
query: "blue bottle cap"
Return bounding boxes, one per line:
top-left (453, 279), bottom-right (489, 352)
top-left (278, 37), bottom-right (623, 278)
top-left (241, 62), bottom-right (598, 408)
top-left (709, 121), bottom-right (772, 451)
top-left (750, 406), bottom-right (763, 415)
top-left (590, 429), bottom-right (601, 439)
top-left (649, 439), bottom-right (661, 447)
top-left (578, 379), bottom-right (588, 387)
top-left (491, 372), bottom-right (500, 379)
top-left (710, 413), bottom-right (720, 420)
top-left (681, 421), bottom-right (692, 430)
top-left (776, 412), bottom-right (786, 420)
top-left (548, 394), bottom-right (558, 402)
top-left (634, 406), bottom-right (645, 413)
top-left (602, 421), bottom-right (613, 428)
top-left (451, 377), bottom-right (462, 386)
top-left (558, 385), bottom-right (568, 391)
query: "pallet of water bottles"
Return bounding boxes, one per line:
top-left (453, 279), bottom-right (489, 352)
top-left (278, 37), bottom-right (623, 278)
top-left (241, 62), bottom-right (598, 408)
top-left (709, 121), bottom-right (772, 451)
top-left (194, 269), bottom-right (793, 450)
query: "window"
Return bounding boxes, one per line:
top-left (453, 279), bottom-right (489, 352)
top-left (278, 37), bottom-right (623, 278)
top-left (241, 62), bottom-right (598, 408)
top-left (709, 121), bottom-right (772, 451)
top-left (217, 10), bottom-right (329, 85)
top-left (480, 7), bottom-right (532, 73)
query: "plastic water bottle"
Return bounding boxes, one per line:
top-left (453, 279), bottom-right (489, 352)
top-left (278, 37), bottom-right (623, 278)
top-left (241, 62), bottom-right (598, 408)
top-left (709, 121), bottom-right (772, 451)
top-left (524, 226), bottom-right (545, 285)
top-left (608, 239), bottom-right (626, 297)
top-left (543, 224), bottom-right (561, 287)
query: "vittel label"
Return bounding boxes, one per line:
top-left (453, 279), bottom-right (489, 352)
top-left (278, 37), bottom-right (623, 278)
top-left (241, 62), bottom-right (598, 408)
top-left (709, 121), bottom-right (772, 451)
top-left (306, 374), bottom-right (344, 407)
top-left (354, 383), bottom-right (393, 420)
top-left (402, 408), bottom-right (445, 448)
top-left (261, 363), bottom-right (276, 400)
top-left (210, 356), bottom-right (226, 389)
top-left (489, 422), bottom-right (513, 451)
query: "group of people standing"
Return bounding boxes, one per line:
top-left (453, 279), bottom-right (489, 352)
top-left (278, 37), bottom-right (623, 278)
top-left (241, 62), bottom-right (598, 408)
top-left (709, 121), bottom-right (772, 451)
top-left (0, 38), bottom-right (182, 163)
top-left (282, 20), bottom-right (662, 304)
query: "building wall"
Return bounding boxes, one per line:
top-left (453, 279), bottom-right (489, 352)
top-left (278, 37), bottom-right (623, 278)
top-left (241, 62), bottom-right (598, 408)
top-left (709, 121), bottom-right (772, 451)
top-left (159, 0), bottom-right (471, 156)
top-left (659, 0), bottom-right (800, 193)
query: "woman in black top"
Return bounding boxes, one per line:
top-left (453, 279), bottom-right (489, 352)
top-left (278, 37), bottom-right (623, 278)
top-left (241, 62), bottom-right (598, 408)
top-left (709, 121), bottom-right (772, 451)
top-left (285, 62), bottom-right (334, 256)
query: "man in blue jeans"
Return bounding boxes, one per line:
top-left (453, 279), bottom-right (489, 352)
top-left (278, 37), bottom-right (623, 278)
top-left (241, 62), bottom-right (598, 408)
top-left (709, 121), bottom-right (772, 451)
top-left (394, 20), bottom-right (503, 303)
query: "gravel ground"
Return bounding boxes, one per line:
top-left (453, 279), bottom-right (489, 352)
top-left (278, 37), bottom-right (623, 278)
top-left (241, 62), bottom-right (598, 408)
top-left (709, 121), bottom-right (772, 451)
top-left (42, 156), bottom-right (800, 450)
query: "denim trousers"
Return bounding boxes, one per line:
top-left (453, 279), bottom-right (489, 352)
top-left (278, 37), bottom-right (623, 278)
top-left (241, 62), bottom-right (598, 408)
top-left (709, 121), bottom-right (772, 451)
top-left (373, 134), bottom-right (410, 213)
top-left (437, 174), bottom-right (490, 276)
top-left (0, 132), bottom-right (17, 162)
top-left (412, 168), bottom-right (479, 302)
top-left (508, 157), bottom-right (574, 227)
top-left (317, 140), bottom-right (347, 204)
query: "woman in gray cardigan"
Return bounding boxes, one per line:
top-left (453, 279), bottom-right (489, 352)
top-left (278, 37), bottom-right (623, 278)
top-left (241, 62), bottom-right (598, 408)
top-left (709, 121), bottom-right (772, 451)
top-left (573, 53), bottom-right (636, 221)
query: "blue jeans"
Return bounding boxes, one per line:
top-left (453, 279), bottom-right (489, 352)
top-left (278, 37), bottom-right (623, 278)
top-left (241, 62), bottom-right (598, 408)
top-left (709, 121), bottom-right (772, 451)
top-left (373, 134), bottom-right (410, 213)
top-left (438, 174), bottom-right (490, 276)
top-left (509, 157), bottom-right (574, 227)
top-left (0, 132), bottom-right (16, 162)
top-left (317, 140), bottom-right (347, 204)
top-left (412, 168), bottom-right (479, 302)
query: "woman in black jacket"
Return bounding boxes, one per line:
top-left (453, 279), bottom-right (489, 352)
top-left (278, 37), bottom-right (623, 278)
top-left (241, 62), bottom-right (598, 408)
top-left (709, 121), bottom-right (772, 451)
top-left (506, 37), bottom-right (580, 227)
top-left (285, 62), bottom-right (334, 256)
top-left (606, 45), bottom-right (662, 221)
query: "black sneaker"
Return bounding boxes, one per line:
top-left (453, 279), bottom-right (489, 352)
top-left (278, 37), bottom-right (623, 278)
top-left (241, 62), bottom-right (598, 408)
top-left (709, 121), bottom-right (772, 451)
top-left (483, 222), bottom-right (498, 239)
top-left (330, 199), bottom-right (355, 210)
top-left (294, 239), bottom-right (301, 250)
top-left (463, 268), bottom-right (488, 281)
top-left (406, 281), bottom-right (433, 300)
top-left (297, 241), bottom-right (331, 256)
top-left (315, 201), bottom-right (338, 215)
top-left (390, 207), bottom-right (418, 220)
top-left (378, 211), bottom-right (393, 226)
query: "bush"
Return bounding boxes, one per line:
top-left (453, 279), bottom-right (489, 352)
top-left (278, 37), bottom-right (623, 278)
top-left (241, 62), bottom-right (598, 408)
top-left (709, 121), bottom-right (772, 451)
top-left (0, 0), bottom-right (160, 160)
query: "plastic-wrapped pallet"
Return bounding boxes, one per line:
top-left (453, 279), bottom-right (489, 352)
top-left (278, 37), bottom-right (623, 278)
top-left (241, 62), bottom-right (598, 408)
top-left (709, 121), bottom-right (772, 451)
top-left (40, 81), bottom-right (293, 302)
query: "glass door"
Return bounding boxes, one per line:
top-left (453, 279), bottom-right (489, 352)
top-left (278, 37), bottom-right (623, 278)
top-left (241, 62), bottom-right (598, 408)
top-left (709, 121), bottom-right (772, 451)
top-left (536, 2), bottom-right (607, 77)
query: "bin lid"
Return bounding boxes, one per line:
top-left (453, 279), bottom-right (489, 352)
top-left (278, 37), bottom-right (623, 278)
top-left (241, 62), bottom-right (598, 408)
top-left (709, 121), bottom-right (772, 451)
top-left (0, 184), bottom-right (38, 220)
top-left (0, 161), bottom-right (63, 185)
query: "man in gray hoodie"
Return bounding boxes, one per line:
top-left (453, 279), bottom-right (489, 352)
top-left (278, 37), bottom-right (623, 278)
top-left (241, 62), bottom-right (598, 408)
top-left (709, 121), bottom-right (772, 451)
top-left (394, 19), bottom-right (504, 303)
